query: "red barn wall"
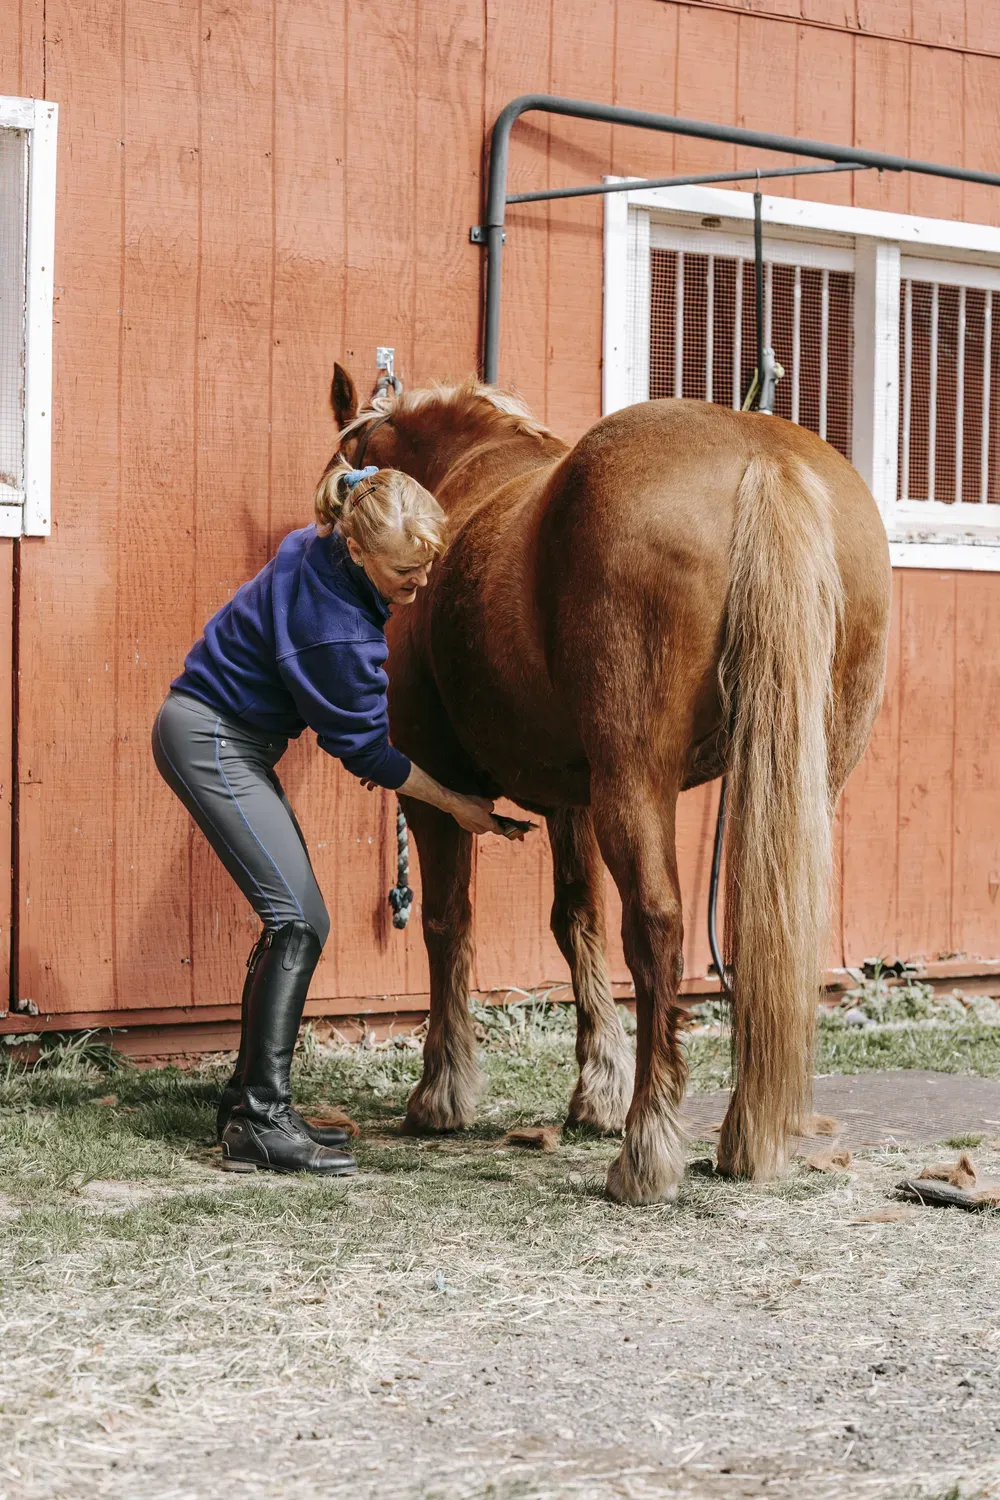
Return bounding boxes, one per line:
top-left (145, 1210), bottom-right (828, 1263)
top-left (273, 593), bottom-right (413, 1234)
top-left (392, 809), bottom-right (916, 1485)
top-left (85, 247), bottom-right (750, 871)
top-left (2, 0), bottom-right (999, 1041)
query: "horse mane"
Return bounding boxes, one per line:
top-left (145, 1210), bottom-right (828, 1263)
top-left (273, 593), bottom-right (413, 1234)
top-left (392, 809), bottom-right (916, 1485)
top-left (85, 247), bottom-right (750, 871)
top-left (337, 376), bottom-right (554, 446)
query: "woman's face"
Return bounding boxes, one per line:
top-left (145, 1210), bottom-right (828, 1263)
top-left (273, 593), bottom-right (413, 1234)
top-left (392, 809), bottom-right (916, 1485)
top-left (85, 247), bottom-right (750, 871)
top-left (346, 536), bottom-right (433, 607)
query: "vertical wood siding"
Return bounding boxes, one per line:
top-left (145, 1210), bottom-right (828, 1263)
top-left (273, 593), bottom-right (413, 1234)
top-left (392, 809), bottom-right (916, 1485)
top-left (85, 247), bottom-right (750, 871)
top-left (2, 0), bottom-right (1000, 1025)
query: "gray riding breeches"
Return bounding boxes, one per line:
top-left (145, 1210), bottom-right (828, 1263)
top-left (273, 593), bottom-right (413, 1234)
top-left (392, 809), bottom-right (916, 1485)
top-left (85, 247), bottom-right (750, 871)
top-left (152, 689), bottom-right (330, 945)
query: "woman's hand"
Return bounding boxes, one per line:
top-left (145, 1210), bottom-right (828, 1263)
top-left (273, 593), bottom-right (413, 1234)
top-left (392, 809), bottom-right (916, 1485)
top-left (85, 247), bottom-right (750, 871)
top-left (448, 793), bottom-right (500, 836)
top-left (389, 762), bottom-right (533, 840)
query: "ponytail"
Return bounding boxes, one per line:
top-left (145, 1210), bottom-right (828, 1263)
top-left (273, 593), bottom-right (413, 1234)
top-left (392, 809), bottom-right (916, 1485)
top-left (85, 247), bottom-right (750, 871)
top-left (314, 464), bottom-right (379, 532)
top-left (313, 463), bottom-right (448, 559)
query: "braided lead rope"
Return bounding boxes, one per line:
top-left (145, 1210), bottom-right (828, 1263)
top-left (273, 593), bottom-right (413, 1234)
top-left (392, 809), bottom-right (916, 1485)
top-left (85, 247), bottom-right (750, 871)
top-left (388, 802), bottom-right (414, 929)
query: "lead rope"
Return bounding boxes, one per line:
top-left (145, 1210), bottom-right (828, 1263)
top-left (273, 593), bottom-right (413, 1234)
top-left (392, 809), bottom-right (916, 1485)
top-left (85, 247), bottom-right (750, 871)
top-left (388, 802), bottom-right (414, 929)
top-left (366, 356), bottom-right (416, 934)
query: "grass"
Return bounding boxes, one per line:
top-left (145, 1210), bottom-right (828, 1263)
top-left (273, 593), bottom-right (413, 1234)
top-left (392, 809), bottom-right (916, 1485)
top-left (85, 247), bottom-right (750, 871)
top-left (4, 994), bottom-right (1000, 1208)
top-left (3, 997), bottom-right (1000, 1499)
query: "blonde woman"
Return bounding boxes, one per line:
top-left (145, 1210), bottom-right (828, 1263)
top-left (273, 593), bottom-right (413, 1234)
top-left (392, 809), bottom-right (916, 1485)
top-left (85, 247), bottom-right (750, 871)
top-left (153, 465), bottom-right (500, 1176)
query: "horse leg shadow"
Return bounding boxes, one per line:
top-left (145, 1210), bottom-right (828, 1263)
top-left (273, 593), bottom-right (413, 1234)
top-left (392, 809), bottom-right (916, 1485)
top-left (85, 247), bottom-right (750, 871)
top-left (401, 799), bottom-right (483, 1133)
top-left (547, 808), bottom-right (633, 1134)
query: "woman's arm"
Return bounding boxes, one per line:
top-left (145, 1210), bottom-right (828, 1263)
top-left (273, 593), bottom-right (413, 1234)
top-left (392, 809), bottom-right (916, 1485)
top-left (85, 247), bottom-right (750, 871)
top-left (362, 761), bottom-right (501, 836)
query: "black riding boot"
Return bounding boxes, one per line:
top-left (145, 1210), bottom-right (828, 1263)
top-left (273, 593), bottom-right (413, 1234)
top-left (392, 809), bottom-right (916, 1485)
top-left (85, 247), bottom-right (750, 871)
top-left (216, 931), bottom-right (350, 1149)
top-left (220, 921), bottom-right (356, 1176)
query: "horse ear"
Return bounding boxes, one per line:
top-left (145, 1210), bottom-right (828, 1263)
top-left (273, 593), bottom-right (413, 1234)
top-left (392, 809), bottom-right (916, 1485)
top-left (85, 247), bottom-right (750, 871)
top-left (330, 363), bottom-right (359, 429)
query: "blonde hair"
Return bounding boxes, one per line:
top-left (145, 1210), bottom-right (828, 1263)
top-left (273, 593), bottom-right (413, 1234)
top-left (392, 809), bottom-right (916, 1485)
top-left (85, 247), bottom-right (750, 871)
top-left (314, 463), bottom-right (448, 560)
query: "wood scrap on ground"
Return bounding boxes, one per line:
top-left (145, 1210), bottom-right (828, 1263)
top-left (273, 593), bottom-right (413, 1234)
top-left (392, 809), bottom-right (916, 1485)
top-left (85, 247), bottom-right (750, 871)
top-left (504, 1125), bottom-right (561, 1152)
top-left (896, 1152), bottom-right (1000, 1212)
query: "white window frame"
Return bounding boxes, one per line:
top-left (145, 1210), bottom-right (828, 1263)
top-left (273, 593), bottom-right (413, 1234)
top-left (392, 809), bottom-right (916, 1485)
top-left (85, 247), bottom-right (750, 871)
top-left (1, 95), bottom-right (57, 538)
top-left (604, 179), bottom-right (1000, 572)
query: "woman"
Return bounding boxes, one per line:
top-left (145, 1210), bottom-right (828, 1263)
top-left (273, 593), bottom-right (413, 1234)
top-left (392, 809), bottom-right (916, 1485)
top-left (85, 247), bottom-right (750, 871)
top-left (153, 464), bottom-right (500, 1176)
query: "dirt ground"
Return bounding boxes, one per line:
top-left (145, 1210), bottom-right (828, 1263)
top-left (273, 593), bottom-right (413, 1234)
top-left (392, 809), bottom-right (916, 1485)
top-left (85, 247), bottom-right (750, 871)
top-left (2, 1000), bottom-right (999, 1500)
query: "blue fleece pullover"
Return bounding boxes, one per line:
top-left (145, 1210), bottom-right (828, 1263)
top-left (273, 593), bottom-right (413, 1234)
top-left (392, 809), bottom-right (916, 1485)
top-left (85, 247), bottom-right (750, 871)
top-left (172, 526), bottom-right (412, 791)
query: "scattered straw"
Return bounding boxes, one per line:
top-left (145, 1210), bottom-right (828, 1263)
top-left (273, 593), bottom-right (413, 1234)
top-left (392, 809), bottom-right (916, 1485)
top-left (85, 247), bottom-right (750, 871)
top-left (852, 1206), bottom-right (923, 1224)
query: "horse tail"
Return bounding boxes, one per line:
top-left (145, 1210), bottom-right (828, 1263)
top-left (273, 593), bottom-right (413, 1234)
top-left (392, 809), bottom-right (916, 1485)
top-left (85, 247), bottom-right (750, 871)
top-left (718, 452), bottom-right (843, 1179)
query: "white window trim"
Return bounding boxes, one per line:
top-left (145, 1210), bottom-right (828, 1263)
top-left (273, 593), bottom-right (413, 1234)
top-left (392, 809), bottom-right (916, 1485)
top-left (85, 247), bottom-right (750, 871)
top-left (603, 179), bottom-right (1000, 573)
top-left (1, 95), bottom-right (57, 538)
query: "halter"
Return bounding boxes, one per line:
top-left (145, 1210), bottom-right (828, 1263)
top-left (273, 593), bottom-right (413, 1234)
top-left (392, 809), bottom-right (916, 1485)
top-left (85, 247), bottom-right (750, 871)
top-left (351, 409), bottom-right (394, 469)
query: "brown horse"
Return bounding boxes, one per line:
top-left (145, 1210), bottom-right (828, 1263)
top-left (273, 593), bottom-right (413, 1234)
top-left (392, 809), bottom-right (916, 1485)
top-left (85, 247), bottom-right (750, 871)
top-left (321, 365), bottom-right (892, 1206)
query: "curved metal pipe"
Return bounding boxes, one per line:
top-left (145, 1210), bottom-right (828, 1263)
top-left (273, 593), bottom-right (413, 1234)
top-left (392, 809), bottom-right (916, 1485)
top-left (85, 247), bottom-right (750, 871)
top-left (481, 91), bottom-right (1000, 382)
top-left (707, 777), bottom-right (732, 1003)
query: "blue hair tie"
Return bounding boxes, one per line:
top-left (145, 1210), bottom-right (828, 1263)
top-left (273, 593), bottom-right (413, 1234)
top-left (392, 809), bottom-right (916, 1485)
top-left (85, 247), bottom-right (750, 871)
top-left (343, 465), bottom-right (378, 490)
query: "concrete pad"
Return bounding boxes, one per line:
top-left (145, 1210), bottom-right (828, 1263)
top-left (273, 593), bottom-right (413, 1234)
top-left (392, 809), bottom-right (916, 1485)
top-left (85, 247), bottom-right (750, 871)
top-left (683, 1070), bottom-right (1000, 1149)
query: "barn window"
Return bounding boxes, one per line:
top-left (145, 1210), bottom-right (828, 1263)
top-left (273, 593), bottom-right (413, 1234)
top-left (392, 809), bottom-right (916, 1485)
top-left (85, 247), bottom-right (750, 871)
top-left (647, 234), bottom-right (854, 458)
top-left (898, 265), bottom-right (1000, 506)
top-left (605, 184), bottom-right (1000, 571)
top-left (0, 96), bottom-right (57, 538)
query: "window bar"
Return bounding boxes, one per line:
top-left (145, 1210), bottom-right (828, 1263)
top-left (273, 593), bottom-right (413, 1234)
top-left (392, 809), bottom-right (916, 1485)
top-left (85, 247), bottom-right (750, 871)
top-left (674, 251), bottom-right (684, 399)
top-left (982, 290), bottom-right (992, 504)
top-left (928, 282), bottom-right (939, 501)
top-left (705, 254), bottom-right (714, 403)
top-left (956, 286), bottom-right (966, 504)
top-left (733, 259), bottom-right (743, 410)
top-left (902, 279), bottom-right (912, 503)
top-left (819, 269), bottom-right (829, 441)
top-left (791, 265), bottom-right (802, 425)
top-left (765, 260), bottom-right (773, 348)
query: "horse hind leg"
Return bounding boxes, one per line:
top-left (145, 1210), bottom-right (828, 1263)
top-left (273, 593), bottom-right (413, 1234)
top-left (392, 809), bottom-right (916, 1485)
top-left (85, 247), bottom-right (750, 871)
top-left (592, 775), bottom-right (688, 1205)
top-left (402, 800), bottom-right (483, 1133)
top-left (547, 808), bottom-right (633, 1134)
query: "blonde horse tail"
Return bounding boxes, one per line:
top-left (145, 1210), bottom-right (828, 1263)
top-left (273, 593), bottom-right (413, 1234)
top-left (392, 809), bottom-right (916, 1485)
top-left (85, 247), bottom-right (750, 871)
top-left (717, 452), bottom-right (844, 1180)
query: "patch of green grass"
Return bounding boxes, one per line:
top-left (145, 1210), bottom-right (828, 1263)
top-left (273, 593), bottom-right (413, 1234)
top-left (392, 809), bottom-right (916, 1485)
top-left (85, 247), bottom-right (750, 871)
top-left (4, 1000), bottom-right (1000, 1216)
top-left (945, 1133), bottom-right (985, 1150)
top-left (815, 1018), bottom-right (1000, 1078)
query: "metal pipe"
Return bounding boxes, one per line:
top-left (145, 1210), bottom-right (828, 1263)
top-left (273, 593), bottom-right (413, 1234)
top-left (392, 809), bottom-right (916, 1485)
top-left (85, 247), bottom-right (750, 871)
top-left (754, 190), bottom-right (765, 401)
top-left (506, 158), bottom-right (865, 206)
top-left (957, 285), bottom-right (966, 502)
top-left (819, 269), bottom-right (829, 441)
top-left (707, 777), bottom-right (731, 1002)
top-left (983, 291), bottom-right (993, 503)
top-left (481, 91), bottom-right (1000, 382)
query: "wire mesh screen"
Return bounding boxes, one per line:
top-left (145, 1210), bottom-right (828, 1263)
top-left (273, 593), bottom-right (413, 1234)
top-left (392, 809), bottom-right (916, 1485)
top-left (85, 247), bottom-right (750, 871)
top-left (899, 278), bottom-right (1000, 505)
top-left (649, 248), bottom-right (854, 459)
top-left (0, 127), bottom-right (28, 496)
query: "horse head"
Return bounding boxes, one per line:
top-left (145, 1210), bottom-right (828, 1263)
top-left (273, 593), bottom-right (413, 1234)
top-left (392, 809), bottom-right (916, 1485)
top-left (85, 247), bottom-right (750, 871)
top-left (319, 361), bottom-right (561, 504)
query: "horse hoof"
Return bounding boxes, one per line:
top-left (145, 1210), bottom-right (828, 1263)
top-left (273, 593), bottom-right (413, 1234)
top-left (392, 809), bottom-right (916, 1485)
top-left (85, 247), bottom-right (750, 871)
top-left (403, 1093), bottom-right (477, 1135)
top-left (401, 1114), bottom-right (464, 1136)
top-left (564, 1112), bottom-right (624, 1138)
top-left (605, 1172), bottom-right (680, 1207)
top-left (605, 1148), bottom-right (682, 1206)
